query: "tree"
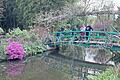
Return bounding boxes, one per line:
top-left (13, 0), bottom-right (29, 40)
top-left (15, 0), bottom-right (67, 28)
top-left (1, 0), bottom-right (69, 31)
top-left (116, 7), bottom-right (120, 31)
top-left (4, 0), bottom-right (18, 29)
top-left (0, 0), bottom-right (4, 27)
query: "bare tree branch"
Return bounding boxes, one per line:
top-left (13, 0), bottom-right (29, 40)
top-left (35, 10), bottom-right (119, 24)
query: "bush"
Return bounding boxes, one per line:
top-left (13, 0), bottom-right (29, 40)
top-left (6, 42), bottom-right (25, 60)
top-left (24, 41), bottom-right (46, 55)
top-left (88, 67), bottom-right (120, 80)
top-left (0, 28), bottom-right (47, 60)
top-left (0, 27), bottom-right (4, 34)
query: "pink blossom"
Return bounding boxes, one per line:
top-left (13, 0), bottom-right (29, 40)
top-left (6, 42), bottom-right (25, 60)
top-left (6, 38), bottom-right (13, 43)
top-left (117, 63), bottom-right (120, 69)
top-left (0, 35), bottom-right (3, 38)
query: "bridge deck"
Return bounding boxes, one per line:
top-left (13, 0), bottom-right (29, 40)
top-left (51, 40), bottom-right (120, 47)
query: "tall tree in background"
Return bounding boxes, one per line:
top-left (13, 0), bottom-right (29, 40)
top-left (116, 7), bottom-right (120, 31)
top-left (4, 0), bottom-right (18, 30)
top-left (0, 0), bottom-right (18, 32)
top-left (0, 0), bottom-right (67, 31)
top-left (15, 0), bottom-right (67, 28)
top-left (0, 0), bottom-right (4, 28)
top-left (0, 0), bottom-right (118, 31)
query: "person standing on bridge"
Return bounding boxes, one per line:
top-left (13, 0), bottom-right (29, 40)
top-left (55, 27), bottom-right (65, 50)
top-left (56, 28), bottom-right (64, 42)
top-left (85, 25), bottom-right (93, 41)
top-left (80, 25), bottom-right (86, 41)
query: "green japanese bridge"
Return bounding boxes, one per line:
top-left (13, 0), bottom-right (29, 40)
top-left (49, 30), bottom-right (120, 51)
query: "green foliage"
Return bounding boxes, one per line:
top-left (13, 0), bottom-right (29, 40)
top-left (0, 44), bottom-right (7, 59)
top-left (0, 0), bottom-right (4, 26)
top-left (111, 54), bottom-right (120, 64)
top-left (0, 0), bottom-right (65, 30)
top-left (2, 0), bottom-right (18, 30)
top-left (8, 28), bottom-right (31, 39)
top-left (8, 28), bottom-right (47, 54)
top-left (0, 27), bottom-right (4, 34)
top-left (52, 18), bottom-right (86, 31)
top-left (0, 0), bottom-right (79, 30)
top-left (70, 18), bottom-right (85, 26)
top-left (88, 68), bottom-right (120, 80)
top-left (9, 28), bottom-right (23, 36)
top-left (15, 0), bottom-right (67, 27)
top-left (0, 28), bottom-right (47, 59)
top-left (24, 41), bottom-right (46, 55)
top-left (116, 7), bottom-right (120, 31)
top-left (0, 36), bottom-right (9, 58)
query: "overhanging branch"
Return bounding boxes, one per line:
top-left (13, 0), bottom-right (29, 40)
top-left (35, 10), bottom-right (120, 23)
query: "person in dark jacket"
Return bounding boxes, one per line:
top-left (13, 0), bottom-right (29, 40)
top-left (85, 26), bottom-right (93, 40)
top-left (56, 27), bottom-right (64, 50)
top-left (56, 27), bottom-right (64, 41)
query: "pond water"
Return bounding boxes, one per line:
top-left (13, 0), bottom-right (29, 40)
top-left (0, 46), bottom-right (114, 80)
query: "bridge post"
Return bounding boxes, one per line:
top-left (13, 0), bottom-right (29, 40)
top-left (71, 31), bottom-right (76, 45)
top-left (87, 31), bottom-right (91, 42)
top-left (88, 31), bottom-right (90, 42)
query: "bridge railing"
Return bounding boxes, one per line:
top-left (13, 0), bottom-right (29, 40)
top-left (51, 31), bottom-right (120, 45)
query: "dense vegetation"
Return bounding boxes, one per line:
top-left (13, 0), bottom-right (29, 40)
top-left (88, 68), bottom-right (120, 80)
top-left (0, 0), bottom-right (78, 31)
top-left (0, 0), bottom-right (120, 79)
top-left (0, 28), bottom-right (46, 60)
top-left (0, 0), bottom-right (119, 32)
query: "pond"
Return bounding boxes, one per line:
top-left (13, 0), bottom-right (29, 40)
top-left (0, 46), bottom-right (114, 80)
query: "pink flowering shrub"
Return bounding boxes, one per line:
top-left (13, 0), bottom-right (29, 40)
top-left (6, 42), bottom-right (25, 60)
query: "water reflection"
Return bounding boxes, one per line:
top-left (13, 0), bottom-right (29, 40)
top-left (85, 48), bottom-right (112, 64)
top-left (0, 57), bottom-right (69, 80)
top-left (59, 45), bottom-right (84, 60)
top-left (5, 61), bottom-right (25, 77)
top-left (43, 50), bottom-right (113, 80)
top-left (60, 45), bottom-right (112, 64)
top-left (0, 46), bottom-right (114, 80)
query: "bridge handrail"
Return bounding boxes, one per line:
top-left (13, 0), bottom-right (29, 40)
top-left (52, 31), bottom-right (120, 41)
top-left (52, 31), bottom-right (119, 34)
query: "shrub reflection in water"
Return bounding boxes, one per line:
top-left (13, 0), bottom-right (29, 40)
top-left (5, 61), bottom-right (25, 77)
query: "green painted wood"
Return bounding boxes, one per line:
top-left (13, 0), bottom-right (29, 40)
top-left (51, 30), bottom-right (120, 51)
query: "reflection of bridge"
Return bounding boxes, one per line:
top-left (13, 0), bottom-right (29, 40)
top-left (50, 31), bottom-right (120, 51)
top-left (42, 50), bottom-right (113, 80)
